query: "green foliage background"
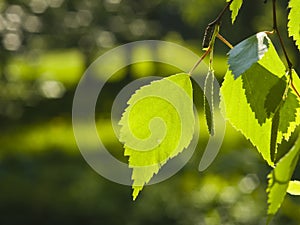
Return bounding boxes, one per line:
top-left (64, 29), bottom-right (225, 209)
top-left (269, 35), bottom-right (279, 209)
top-left (1, 0), bottom-right (300, 224)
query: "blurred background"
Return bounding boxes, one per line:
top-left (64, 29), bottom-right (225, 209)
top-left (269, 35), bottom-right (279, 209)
top-left (1, 0), bottom-right (300, 224)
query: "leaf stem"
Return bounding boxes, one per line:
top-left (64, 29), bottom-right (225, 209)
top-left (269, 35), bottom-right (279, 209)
top-left (189, 47), bottom-right (211, 75)
top-left (217, 33), bottom-right (233, 49)
top-left (190, 1), bottom-right (234, 75)
top-left (272, 0), bottom-right (300, 96)
top-left (209, 0), bottom-right (234, 27)
top-left (291, 81), bottom-right (300, 98)
top-left (272, 0), bottom-right (293, 71)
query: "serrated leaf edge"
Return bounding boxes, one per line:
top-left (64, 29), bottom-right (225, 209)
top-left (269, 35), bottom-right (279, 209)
top-left (267, 134), bottom-right (300, 216)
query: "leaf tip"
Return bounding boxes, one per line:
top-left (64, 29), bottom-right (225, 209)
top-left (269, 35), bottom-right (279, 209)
top-left (132, 186), bottom-right (143, 201)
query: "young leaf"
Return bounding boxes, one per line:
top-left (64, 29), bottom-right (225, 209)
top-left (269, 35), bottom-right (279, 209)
top-left (119, 73), bottom-right (195, 200)
top-left (228, 32), bottom-right (270, 79)
top-left (288, 0), bottom-right (300, 51)
top-left (287, 180), bottom-right (300, 195)
top-left (204, 69), bottom-right (215, 135)
top-left (267, 135), bottom-right (300, 216)
top-left (227, 0), bottom-right (243, 24)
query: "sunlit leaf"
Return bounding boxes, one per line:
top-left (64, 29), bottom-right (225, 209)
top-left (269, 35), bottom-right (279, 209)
top-left (221, 38), bottom-right (300, 165)
top-left (279, 70), bottom-right (300, 141)
top-left (288, 0), bottom-right (300, 51)
top-left (267, 135), bottom-right (300, 216)
top-left (279, 89), bottom-right (300, 138)
top-left (267, 68), bottom-right (300, 148)
top-left (228, 32), bottom-right (270, 79)
top-left (221, 69), bottom-right (273, 165)
top-left (227, 0), bottom-right (243, 24)
top-left (287, 180), bottom-right (300, 195)
top-left (119, 73), bottom-right (195, 200)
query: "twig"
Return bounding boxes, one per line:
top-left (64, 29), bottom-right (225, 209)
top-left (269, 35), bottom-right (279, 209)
top-left (291, 81), bottom-right (300, 98)
top-left (217, 33), bottom-right (233, 49)
top-left (190, 0), bottom-right (234, 75)
top-left (272, 0), bottom-right (293, 71)
top-left (272, 0), bottom-right (300, 96)
top-left (209, 0), bottom-right (234, 27)
top-left (189, 47), bottom-right (211, 75)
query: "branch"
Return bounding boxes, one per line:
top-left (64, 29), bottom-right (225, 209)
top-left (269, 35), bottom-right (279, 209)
top-left (291, 81), bottom-right (300, 98)
top-left (191, 1), bottom-right (234, 75)
top-left (189, 47), bottom-right (211, 75)
top-left (209, 0), bottom-right (234, 27)
top-left (272, 0), bottom-right (293, 71)
top-left (272, 0), bottom-right (300, 95)
top-left (217, 33), bottom-right (233, 49)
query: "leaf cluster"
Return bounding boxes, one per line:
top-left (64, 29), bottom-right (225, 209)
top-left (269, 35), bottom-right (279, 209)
top-left (118, 0), bottom-right (300, 221)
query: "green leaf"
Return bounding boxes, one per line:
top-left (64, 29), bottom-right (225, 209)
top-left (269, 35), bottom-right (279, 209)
top-left (265, 77), bottom-right (287, 118)
top-left (241, 68), bottom-right (300, 163)
top-left (279, 89), bottom-right (300, 139)
top-left (277, 70), bottom-right (300, 143)
top-left (119, 73), bottom-right (195, 200)
top-left (267, 135), bottom-right (300, 216)
top-left (241, 63), bottom-right (284, 125)
top-left (221, 39), bottom-right (300, 165)
top-left (221, 69), bottom-right (273, 165)
top-left (287, 180), bottom-right (300, 195)
top-left (204, 69), bottom-right (215, 135)
top-left (292, 69), bottom-right (300, 91)
top-left (288, 0), bottom-right (300, 51)
top-left (228, 32), bottom-right (270, 79)
top-left (227, 0), bottom-right (243, 24)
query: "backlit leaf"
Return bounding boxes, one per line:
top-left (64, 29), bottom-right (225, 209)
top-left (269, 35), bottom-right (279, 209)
top-left (287, 180), bottom-right (300, 195)
top-left (279, 89), bottom-right (300, 138)
top-left (279, 70), bottom-right (300, 141)
top-left (227, 0), bottom-right (243, 24)
top-left (221, 38), bottom-right (300, 165)
top-left (267, 135), bottom-right (300, 216)
top-left (119, 73), bottom-right (195, 200)
top-left (221, 69), bottom-right (274, 165)
top-left (288, 0), bottom-right (300, 51)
